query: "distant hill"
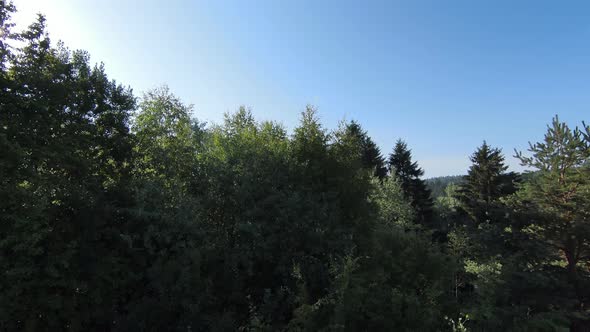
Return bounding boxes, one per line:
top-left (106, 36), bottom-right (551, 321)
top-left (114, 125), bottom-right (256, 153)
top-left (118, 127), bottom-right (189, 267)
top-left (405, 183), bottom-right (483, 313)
top-left (425, 175), bottom-right (464, 199)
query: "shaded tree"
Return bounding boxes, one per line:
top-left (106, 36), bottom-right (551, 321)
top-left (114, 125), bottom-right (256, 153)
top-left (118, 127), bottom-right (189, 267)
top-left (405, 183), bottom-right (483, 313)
top-left (457, 141), bottom-right (519, 226)
top-left (515, 116), bottom-right (590, 311)
top-left (336, 121), bottom-right (387, 179)
top-left (387, 139), bottom-right (434, 226)
top-left (3, 3), bottom-right (590, 331)
top-left (0, 13), bottom-right (137, 330)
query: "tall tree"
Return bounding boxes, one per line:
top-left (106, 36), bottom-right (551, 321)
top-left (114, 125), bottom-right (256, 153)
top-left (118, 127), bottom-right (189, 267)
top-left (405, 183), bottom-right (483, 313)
top-left (288, 175), bottom-right (457, 332)
top-left (0, 13), bottom-right (137, 330)
top-left (515, 116), bottom-right (590, 298)
top-left (387, 139), bottom-right (434, 226)
top-left (458, 141), bottom-right (519, 225)
top-left (133, 85), bottom-right (199, 210)
top-left (336, 121), bottom-right (387, 179)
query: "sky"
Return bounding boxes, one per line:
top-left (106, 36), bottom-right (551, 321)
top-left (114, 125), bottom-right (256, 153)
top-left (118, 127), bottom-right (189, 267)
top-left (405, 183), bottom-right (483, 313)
top-left (11, 0), bottom-right (590, 177)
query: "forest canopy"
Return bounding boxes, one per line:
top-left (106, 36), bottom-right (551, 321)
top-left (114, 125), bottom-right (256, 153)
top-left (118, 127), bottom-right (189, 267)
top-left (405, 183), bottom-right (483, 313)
top-left (1, 3), bottom-right (590, 331)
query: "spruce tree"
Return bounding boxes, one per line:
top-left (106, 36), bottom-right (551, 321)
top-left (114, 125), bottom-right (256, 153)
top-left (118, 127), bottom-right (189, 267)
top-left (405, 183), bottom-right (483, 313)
top-left (387, 139), bottom-right (434, 226)
top-left (361, 135), bottom-right (388, 179)
top-left (458, 141), bottom-right (519, 225)
top-left (338, 121), bottom-right (387, 179)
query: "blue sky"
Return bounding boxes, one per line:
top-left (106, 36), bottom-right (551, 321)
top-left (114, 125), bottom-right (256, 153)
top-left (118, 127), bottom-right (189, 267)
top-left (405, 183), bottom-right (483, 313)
top-left (13, 0), bottom-right (590, 177)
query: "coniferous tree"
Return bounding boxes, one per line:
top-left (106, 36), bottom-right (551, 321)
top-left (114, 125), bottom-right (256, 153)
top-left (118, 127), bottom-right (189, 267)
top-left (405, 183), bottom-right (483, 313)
top-left (451, 144), bottom-right (522, 329)
top-left (4, 3), bottom-right (590, 331)
top-left (515, 116), bottom-right (590, 307)
top-left (345, 121), bottom-right (387, 179)
top-left (331, 120), bottom-right (387, 180)
top-left (462, 118), bottom-right (590, 331)
top-left (387, 140), bottom-right (434, 226)
top-left (426, 175), bottom-right (464, 199)
top-left (457, 141), bottom-right (519, 226)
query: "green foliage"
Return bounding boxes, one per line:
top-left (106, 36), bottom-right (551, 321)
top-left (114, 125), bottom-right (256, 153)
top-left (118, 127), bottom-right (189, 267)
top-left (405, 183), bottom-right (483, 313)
top-left (370, 176), bottom-right (415, 228)
top-left (289, 228), bottom-right (456, 332)
top-left (426, 175), bottom-right (464, 199)
top-left (2, 5), bottom-right (590, 331)
top-left (336, 120), bottom-right (387, 179)
top-left (458, 141), bottom-right (520, 226)
top-left (388, 140), bottom-right (434, 227)
top-left (514, 116), bottom-right (590, 323)
top-left (445, 313), bottom-right (469, 332)
top-left (1, 11), bottom-right (137, 330)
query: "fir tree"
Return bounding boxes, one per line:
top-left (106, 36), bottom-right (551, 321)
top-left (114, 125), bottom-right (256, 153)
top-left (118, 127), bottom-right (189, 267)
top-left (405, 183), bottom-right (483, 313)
top-left (387, 139), bottom-right (434, 226)
top-left (338, 121), bottom-right (387, 179)
top-left (458, 141), bottom-right (519, 225)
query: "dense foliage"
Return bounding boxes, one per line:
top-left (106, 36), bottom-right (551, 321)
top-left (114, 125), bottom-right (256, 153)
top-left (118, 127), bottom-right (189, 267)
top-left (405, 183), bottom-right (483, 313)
top-left (1, 5), bottom-right (590, 331)
top-left (426, 175), bottom-right (464, 199)
top-left (388, 140), bottom-right (434, 227)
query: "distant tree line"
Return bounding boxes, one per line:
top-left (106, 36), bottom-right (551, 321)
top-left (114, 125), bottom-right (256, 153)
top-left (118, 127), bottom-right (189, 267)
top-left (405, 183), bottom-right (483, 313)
top-left (1, 4), bottom-right (590, 331)
top-left (426, 175), bottom-right (464, 199)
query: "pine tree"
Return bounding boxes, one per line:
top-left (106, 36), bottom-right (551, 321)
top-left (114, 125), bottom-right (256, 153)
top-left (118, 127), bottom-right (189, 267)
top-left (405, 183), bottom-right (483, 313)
top-left (515, 116), bottom-right (590, 293)
top-left (387, 139), bottom-right (433, 226)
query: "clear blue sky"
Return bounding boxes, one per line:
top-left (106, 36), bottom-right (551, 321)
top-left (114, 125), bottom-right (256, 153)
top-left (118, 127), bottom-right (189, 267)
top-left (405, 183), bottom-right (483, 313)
top-left (14, 0), bottom-right (590, 177)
